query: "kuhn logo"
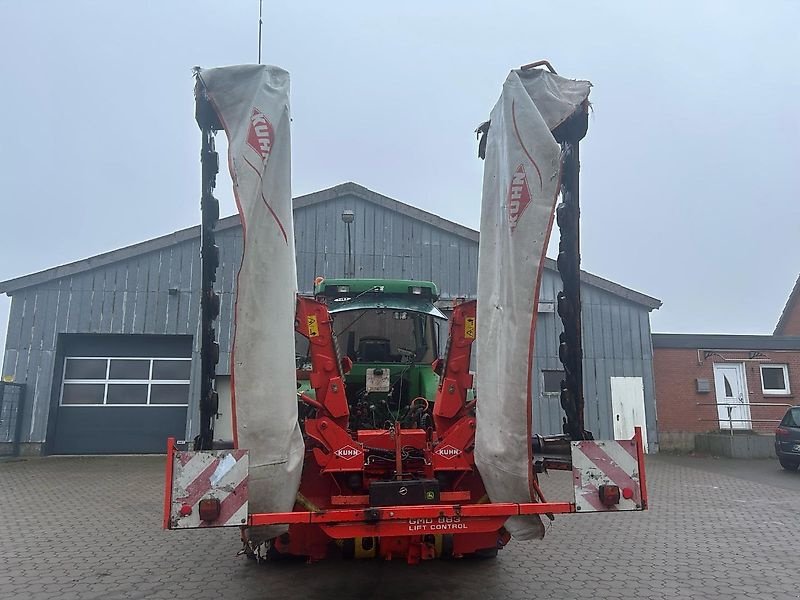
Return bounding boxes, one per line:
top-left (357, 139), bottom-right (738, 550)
top-left (507, 164), bottom-right (532, 232)
top-left (246, 108), bottom-right (274, 162)
top-left (434, 445), bottom-right (461, 460)
top-left (334, 445), bottom-right (362, 460)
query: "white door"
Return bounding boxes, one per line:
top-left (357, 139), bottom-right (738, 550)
top-left (214, 375), bottom-right (234, 443)
top-left (712, 363), bottom-right (751, 430)
top-left (610, 376), bottom-right (648, 452)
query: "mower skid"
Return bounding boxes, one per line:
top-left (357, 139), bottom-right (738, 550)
top-left (163, 437), bottom-right (250, 530)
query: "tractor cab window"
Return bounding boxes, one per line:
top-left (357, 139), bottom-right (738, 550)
top-left (333, 309), bottom-right (436, 364)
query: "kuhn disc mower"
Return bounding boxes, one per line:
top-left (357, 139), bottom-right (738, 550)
top-left (163, 62), bottom-right (648, 564)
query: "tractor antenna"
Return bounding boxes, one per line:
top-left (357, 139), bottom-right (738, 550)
top-left (257, 0), bottom-right (263, 64)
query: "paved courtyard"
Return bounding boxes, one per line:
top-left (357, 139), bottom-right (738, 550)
top-left (1, 453), bottom-right (798, 600)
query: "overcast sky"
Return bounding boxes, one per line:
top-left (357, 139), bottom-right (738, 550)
top-left (1, 1), bottom-right (798, 353)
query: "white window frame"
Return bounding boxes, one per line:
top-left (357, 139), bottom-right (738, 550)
top-left (60, 356), bottom-right (191, 407)
top-left (541, 369), bottom-right (564, 396)
top-left (759, 363), bottom-right (790, 396)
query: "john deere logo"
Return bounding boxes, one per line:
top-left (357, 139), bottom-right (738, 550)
top-left (334, 445), bottom-right (362, 460)
top-left (434, 445), bottom-right (461, 460)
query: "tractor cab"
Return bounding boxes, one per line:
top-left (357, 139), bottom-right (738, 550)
top-left (308, 278), bottom-right (446, 431)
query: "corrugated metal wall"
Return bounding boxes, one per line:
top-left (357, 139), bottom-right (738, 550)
top-left (532, 276), bottom-right (657, 442)
top-left (294, 194), bottom-right (478, 298)
top-left (1, 242), bottom-right (204, 444)
top-left (1, 192), bottom-right (657, 448)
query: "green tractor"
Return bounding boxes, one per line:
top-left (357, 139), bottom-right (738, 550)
top-left (297, 278), bottom-right (449, 432)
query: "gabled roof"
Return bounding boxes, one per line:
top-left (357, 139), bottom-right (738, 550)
top-left (0, 182), bottom-right (661, 309)
top-left (774, 274), bottom-right (800, 335)
top-left (653, 333), bottom-right (800, 351)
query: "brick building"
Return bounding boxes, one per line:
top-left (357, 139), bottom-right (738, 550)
top-left (654, 334), bottom-right (800, 451)
top-left (653, 272), bottom-right (800, 451)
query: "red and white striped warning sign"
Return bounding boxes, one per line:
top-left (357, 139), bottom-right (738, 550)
top-left (168, 449), bottom-right (249, 529)
top-left (571, 438), bottom-right (642, 512)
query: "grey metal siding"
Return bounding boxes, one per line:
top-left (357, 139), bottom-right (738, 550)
top-left (529, 271), bottom-right (657, 446)
top-left (2, 247), bottom-right (203, 444)
top-left (293, 194), bottom-right (478, 298)
top-left (1, 191), bottom-right (657, 450)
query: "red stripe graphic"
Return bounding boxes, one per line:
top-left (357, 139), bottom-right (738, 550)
top-left (228, 450), bottom-right (247, 461)
top-left (242, 154), bottom-right (264, 179)
top-left (177, 459), bottom-right (221, 508)
top-left (260, 191), bottom-right (289, 244)
top-left (240, 154), bottom-right (289, 245)
top-left (577, 443), bottom-right (638, 493)
top-left (511, 99), bottom-right (544, 190)
top-left (618, 439), bottom-right (638, 461)
top-left (213, 476), bottom-right (249, 526)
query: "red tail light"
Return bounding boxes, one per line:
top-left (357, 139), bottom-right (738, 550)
top-left (776, 427), bottom-right (790, 437)
top-left (598, 484), bottom-right (620, 507)
top-left (199, 498), bottom-right (221, 522)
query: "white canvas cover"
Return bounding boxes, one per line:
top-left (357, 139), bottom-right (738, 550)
top-left (198, 65), bottom-right (303, 541)
top-left (474, 69), bottom-right (590, 539)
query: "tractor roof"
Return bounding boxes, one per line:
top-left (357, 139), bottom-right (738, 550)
top-left (314, 278), bottom-right (439, 299)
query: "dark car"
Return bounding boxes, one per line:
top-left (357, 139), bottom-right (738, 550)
top-left (775, 406), bottom-right (800, 471)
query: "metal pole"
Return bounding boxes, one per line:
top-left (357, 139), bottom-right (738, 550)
top-left (347, 222), bottom-right (354, 278)
top-left (342, 209), bottom-right (355, 278)
top-left (728, 405), bottom-right (734, 456)
top-left (258, 0), bottom-right (263, 64)
top-left (0, 382), bottom-right (4, 445)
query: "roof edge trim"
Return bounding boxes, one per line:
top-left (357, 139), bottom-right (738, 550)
top-left (653, 332), bottom-right (800, 351)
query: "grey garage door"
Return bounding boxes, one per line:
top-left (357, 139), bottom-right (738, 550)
top-left (51, 335), bottom-right (191, 454)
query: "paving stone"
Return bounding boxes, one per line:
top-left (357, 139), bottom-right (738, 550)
top-left (1, 455), bottom-right (797, 599)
